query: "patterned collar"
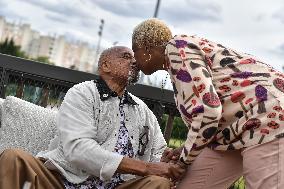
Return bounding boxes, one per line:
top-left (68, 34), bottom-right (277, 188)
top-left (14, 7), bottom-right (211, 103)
top-left (94, 78), bottom-right (138, 105)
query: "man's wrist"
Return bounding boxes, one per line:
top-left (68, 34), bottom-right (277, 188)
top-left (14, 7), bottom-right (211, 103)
top-left (139, 161), bottom-right (148, 176)
top-left (117, 157), bottom-right (148, 176)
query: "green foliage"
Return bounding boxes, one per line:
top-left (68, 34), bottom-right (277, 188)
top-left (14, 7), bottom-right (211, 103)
top-left (0, 38), bottom-right (26, 58)
top-left (5, 82), bottom-right (64, 107)
top-left (160, 114), bottom-right (188, 140)
top-left (31, 56), bottom-right (54, 65)
top-left (168, 138), bottom-right (184, 148)
top-left (4, 83), bottom-right (17, 96)
top-left (159, 114), bottom-right (187, 148)
top-left (229, 177), bottom-right (245, 189)
top-left (0, 38), bottom-right (54, 65)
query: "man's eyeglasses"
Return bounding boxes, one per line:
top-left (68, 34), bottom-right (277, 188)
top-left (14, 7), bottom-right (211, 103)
top-left (120, 52), bottom-right (134, 60)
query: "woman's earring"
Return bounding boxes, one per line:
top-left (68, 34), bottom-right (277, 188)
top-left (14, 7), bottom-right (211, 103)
top-left (144, 53), bottom-right (151, 62)
top-left (146, 54), bottom-right (152, 62)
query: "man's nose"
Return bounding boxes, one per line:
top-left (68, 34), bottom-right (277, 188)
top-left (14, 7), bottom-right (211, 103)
top-left (131, 61), bottom-right (137, 67)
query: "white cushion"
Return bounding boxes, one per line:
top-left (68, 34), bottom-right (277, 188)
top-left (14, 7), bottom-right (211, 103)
top-left (0, 98), bottom-right (4, 128)
top-left (0, 96), bottom-right (57, 155)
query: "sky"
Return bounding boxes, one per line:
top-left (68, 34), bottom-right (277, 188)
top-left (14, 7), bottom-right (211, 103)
top-left (0, 0), bottom-right (284, 89)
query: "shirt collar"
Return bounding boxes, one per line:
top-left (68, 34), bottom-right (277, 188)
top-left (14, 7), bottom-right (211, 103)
top-left (94, 78), bottom-right (138, 106)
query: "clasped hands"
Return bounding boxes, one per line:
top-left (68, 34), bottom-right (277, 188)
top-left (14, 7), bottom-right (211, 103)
top-left (146, 146), bottom-right (186, 188)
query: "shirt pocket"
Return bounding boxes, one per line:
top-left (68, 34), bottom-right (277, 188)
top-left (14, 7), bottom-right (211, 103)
top-left (136, 125), bottom-right (150, 157)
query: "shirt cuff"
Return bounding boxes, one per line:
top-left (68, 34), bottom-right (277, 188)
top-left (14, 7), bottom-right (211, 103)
top-left (100, 153), bottom-right (124, 181)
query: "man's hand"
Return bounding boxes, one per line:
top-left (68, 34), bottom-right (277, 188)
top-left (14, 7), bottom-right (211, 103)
top-left (161, 146), bottom-right (183, 163)
top-left (117, 157), bottom-right (187, 182)
top-left (145, 161), bottom-right (187, 182)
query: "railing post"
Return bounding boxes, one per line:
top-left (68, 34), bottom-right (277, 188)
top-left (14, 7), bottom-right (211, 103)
top-left (151, 102), bottom-right (165, 126)
top-left (164, 111), bottom-right (175, 145)
top-left (0, 68), bottom-right (6, 98)
top-left (39, 86), bottom-right (49, 108)
top-left (15, 79), bottom-right (24, 98)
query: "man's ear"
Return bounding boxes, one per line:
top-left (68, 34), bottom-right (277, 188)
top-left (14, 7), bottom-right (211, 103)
top-left (101, 61), bottom-right (111, 73)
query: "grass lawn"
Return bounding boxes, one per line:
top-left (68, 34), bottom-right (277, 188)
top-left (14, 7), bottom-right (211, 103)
top-left (168, 138), bottom-right (184, 148)
top-left (231, 177), bottom-right (245, 189)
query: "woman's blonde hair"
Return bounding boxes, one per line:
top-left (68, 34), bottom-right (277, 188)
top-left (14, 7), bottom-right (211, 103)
top-left (132, 18), bottom-right (172, 49)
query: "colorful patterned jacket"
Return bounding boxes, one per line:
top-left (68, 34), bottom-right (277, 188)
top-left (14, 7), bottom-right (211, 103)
top-left (166, 35), bottom-right (284, 164)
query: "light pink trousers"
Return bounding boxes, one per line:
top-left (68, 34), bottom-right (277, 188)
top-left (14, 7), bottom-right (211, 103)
top-left (177, 138), bottom-right (284, 189)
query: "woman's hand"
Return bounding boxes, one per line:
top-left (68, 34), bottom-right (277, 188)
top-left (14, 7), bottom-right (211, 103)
top-left (161, 146), bottom-right (184, 163)
top-left (145, 161), bottom-right (187, 182)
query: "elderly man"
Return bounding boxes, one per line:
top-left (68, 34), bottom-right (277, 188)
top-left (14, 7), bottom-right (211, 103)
top-left (0, 46), bottom-right (185, 189)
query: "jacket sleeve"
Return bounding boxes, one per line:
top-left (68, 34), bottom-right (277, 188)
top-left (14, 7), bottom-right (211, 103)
top-left (166, 35), bottom-right (222, 164)
top-left (143, 104), bottom-right (167, 162)
top-left (58, 82), bottom-right (123, 181)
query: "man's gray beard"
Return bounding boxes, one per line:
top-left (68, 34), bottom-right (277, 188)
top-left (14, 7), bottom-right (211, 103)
top-left (127, 70), bottom-right (140, 86)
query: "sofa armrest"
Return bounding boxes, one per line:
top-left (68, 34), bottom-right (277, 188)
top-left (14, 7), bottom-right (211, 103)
top-left (0, 96), bottom-right (57, 155)
top-left (0, 98), bottom-right (4, 128)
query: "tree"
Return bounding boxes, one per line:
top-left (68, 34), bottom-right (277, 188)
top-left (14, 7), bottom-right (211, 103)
top-left (0, 38), bottom-right (26, 58)
top-left (69, 64), bottom-right (78, 70)
top-left (0, 38), bottom-right (55, 66)
top-left (160, 114), bottom-right (188, 140)
top-left (33, 56), bottom-right (54, 65)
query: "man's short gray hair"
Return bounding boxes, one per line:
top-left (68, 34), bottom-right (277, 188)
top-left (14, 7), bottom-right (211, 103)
top-left (98, 46), bottom-right (127, 69)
